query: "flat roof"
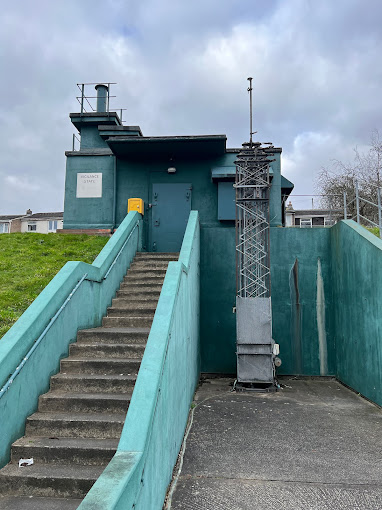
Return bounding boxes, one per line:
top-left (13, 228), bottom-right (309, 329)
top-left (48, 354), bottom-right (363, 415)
top-left (105, 134), bottom-right (227, 158)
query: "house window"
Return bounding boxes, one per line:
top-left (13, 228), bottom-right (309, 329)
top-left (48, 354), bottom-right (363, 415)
top-left (0, 223), bottom-right (9, 233)
top-left (28, 223), bottom-right (37, 232)
top-left (49, 220), bottom-right (58, 231)
top-left (324, 218), bottom-right (335, 227)
top-left (300, 219), bottom-right (312, 228)
top-left (312, 217), bottom-right (324, 226)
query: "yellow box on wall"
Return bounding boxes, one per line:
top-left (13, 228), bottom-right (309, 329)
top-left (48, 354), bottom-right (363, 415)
top-left (128, 198), bottom-right (144, 215)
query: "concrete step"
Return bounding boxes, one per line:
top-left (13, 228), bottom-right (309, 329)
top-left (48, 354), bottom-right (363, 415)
top-left (123, 275), bottom-right (165, 284)
top-left (69, 342), bottom-right (145, 359)
top-left (26, 412), bottom-right (125, 439)
top-left (115, 289), bottom-right (161, 300)
top-left (39, 391), bottom-right (132, 414)
top-left (107, 306), bottom-right (157, 317)
top-left (126, 268), bottom-right (167, 276)
top-left (102, 316), bottom-right (153, 328)
top-left (0, 496), bottom-right (83, 510)
top-left (134, 252), bottom-right (178, 260)
top-left (11, 437), bottom-right (118, 466)
top-left (50, 373), bottom-right (137, 393)
top-left (111, 297), bottom-right (158, 308)
top-left (60, 358), bottom-right (141, 375)
top-left (76, 327), bottom-right (149, 344)
top-left (130, 261), bottom-right (170, 270)
top-left (119, 281), bottom-right (163, 291)
top-left (109, 301), bottom-right (158, 311)
top-left (0, 463), bottom-right (104, 499)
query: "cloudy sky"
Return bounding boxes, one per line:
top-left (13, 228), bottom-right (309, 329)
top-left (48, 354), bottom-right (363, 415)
top-left (1, 0), bottom-right (381, 213)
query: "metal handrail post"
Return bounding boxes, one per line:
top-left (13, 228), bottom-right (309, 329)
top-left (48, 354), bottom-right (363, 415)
top-left (355, 180), bottom-right (360, 224)
top-left (378, 187), bottom-right (382, 239)
top-left (80, 84), bottom-right (84, 114)
top-left (329, 196), bottom-right (333, 224)
top-left (343, 191), bottom-right (347, 220)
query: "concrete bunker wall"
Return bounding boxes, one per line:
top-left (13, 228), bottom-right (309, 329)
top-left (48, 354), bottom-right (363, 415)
top-left (270, 227), bottom-right (335, 376)
top-left (331, 221), bottom-right (382, 406)
top-left (271, 221), bottom-right (382, 405)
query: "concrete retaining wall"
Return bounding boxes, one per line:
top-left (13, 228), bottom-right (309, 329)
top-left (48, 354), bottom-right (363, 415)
top-left (270, 227), bottom-right (335, 376)
top-left (0, 211), bottom-right (143, 468)
top-left (271, 221), bottom-right (382, 406)
top-left (79, 211), bottom-right (200, 510)
top-left (332, 220), bottom-right (382, 406)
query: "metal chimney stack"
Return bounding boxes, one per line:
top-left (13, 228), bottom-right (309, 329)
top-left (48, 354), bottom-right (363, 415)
top-left (95, 84), bottom-right (109, 113)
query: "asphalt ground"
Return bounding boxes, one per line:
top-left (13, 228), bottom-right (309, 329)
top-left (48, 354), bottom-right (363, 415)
top-left (167, 377), bottom-right (382, 510)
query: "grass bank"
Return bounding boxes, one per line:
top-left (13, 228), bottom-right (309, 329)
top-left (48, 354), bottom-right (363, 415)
top-left (0, 233), bottom-right (108, 339)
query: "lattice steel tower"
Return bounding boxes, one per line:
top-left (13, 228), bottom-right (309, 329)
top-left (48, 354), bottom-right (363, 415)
top-left (234, 78), bottom-right (279, 387)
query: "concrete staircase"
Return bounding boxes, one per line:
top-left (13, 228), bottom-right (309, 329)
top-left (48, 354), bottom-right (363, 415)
top-left (0, 252), bottom-right (178, 509)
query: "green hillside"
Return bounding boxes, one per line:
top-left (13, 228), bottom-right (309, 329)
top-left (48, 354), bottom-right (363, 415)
top-left (0, 233), bottom-right (108, 339)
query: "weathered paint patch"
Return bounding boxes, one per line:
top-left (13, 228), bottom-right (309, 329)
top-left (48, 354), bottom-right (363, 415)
top-left (316, 257), bottom-right (328, 375)
top-left (289, 258), bottom-right (302, 374)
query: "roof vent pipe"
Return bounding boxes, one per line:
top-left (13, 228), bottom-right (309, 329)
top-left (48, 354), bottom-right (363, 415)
top-left (95, 84), bottom-right (109, 113)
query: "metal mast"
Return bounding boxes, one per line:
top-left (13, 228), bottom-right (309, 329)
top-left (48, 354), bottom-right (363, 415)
top-left (235, 77), bottom-right (273, 299)
top-left (234, 77), bottom-right (278, 388)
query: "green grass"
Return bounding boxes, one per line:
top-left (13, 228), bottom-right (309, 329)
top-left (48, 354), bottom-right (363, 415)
top-left (365, 226), bottom-right (381, 238)
top-left (0, 233), bottom-right (108, 339)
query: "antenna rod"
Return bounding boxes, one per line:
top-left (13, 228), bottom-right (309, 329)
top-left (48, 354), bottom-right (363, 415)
top-left (247, 77), bottom-right (253, 147)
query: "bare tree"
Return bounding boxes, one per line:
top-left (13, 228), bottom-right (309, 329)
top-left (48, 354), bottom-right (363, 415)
top-left (315, 130), bottom-right (382, 224)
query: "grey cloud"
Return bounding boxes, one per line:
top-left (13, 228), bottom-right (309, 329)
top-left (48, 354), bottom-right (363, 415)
top-left (1, 0), bottom-right (382, 212)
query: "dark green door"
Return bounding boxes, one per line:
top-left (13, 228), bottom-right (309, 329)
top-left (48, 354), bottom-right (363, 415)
top-left (151, 183), bottom-right (192, 252)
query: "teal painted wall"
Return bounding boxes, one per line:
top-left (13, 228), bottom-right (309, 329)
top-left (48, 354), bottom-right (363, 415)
top-left (0, 212), bottom-right (143, 468)
top-left (80, 126), bottom-right (109, 150)
top-left (270, 227), bottom-right (335, 376)
top-left (63, 135), bottom-right (284, 373)
top-left (79, 212), bottom-right (200, 510)
top-left (63, 154), bottom-right (116, 229)
top-left (269, 152), bottom-right (282, 227)
top-left (114, 155), bottom-right (237, 373)
top-left (271, 220), bottom-right (382, 404)
top-left (331, 221), bottom-right (382, 406)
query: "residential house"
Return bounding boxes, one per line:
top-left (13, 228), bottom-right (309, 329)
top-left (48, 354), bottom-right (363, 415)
top-left (0, 211), bottom-right (63, 233)
top-left (285, 201), bottom-right (342, 227)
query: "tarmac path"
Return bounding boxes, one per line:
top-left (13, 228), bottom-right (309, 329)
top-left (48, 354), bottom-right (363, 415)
top-left (167, 377), bottom-right (382, 510)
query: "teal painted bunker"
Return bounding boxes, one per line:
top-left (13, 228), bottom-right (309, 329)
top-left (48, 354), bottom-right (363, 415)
top-left (63, 83), bottom-right (382, 393)
top-left (63, 83), bottom-right (293, 374)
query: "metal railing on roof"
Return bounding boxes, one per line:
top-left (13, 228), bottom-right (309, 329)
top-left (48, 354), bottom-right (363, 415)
top-left (75, 83), bottom-right (127, 122)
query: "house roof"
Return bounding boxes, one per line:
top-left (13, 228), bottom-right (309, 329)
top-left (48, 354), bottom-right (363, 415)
top-left (24, 212), bottom-right (63, 220)
top-left (0, 214), bottom-right (23, 221)
top-left (0, 212), bottom-right (63, 221)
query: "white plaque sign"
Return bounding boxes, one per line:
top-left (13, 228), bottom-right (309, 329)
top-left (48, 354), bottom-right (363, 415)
top-left (76, 173), bottom-right (102, 198)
